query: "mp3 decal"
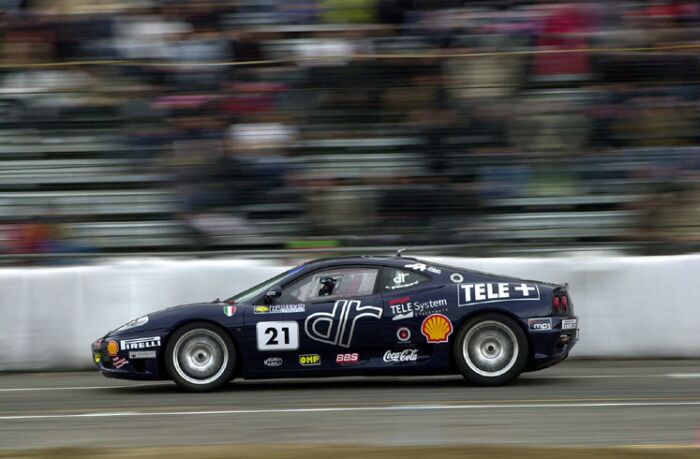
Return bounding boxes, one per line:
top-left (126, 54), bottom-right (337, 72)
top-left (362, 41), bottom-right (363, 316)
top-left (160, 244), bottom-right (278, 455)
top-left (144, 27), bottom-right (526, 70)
top-left (304, 299), bottom-right (382, 348)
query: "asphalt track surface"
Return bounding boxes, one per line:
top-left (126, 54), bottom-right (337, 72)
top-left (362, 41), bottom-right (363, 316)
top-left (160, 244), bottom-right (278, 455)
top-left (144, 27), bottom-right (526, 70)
top-left (1, 360), bottom-right (699, 450)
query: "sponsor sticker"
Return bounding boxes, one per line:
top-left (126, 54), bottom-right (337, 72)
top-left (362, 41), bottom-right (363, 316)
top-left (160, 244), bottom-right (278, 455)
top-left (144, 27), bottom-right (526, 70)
top-left (305, 299), bottom-right (381, 348)
top-left (389, 297), bottom-right (448, 321)
top-left (385, 271), bottom-right (420, 291)
top-left (458, 282), bottom-right (540, 307)
top-left (421, 314), bottom-right (453, 343)
top-left (223, 305), bottom-right (237, 317)
top-left (254, 304), bottom-right (306, 314)
top-left (396, 327), bottom-right (411, 342)
top-left (450, 273), bottom-right (464, 283)
top-left (336, 353), bottom-right (359, 364)
top-left (256, 321), bottom-right (299, 351)
top-left (404, 263), bottom-right (441, 274)
top-left (528, 318), bottom-right (552, 331)
top-left (128, 350), bottom-right (156, 359)
top-left (383, 349), bottom-right (419, 363)
top-left (264, 357), bottom-right (283, 367)
top-left (561, 318), bottom-right (577, 330)
top-left (106, 340), bottom-right (119, 357)
top-left (299, 354), bottom-right (321, 366)
top-left (112, 356), bottom-right (128, 369)
top-left (121, 336), bottom-right (161, 350)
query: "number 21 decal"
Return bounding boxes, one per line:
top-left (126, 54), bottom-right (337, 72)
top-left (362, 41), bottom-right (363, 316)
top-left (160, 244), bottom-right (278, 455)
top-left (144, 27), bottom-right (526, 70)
top-left (256, 321), bottom-right (299, 351)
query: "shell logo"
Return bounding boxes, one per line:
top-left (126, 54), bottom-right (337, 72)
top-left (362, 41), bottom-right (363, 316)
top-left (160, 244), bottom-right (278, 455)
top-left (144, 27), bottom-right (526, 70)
top-left (106, 340), bottom-right (119, 357)
top-left (421, 314), bottom-right (453, 343)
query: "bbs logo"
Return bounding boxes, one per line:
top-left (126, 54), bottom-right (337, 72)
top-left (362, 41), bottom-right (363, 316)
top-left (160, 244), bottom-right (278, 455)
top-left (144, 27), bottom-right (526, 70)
top-left (336, 353), bottom-right (359, 364)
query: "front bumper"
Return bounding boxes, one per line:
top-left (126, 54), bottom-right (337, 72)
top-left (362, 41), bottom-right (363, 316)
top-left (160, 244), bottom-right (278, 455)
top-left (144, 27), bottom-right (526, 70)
top-left (91, 331), bottom-right (168, 381)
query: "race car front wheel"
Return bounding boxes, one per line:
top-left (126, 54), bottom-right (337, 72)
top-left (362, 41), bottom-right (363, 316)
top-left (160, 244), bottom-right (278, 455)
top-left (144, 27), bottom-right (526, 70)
top-left (166, 322), bottom-right (236, 392)
top-left (453, 313), bottom-right (528, 386)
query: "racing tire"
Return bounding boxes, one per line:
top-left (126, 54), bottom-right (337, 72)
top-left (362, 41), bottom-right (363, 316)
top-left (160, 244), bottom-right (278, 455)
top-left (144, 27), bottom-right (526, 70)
top-left (166, 322), bottom-right (236, 392)
top-left (453, 313), bottom-right (528, 386)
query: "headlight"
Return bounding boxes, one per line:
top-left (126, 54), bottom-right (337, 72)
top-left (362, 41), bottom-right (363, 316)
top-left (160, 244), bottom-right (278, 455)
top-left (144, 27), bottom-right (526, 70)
top-left (115, 315), bottom-right (149, 332)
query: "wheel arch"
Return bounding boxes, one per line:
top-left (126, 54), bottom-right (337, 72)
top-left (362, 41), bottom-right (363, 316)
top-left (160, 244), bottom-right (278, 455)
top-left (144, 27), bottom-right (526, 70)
top-left (449, 308), bottom-right (532, 371)
top-left (158, 318), bottom-right (242, 379)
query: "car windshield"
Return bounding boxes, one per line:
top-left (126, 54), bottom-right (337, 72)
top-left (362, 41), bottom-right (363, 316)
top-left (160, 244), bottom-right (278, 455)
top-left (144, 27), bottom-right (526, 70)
top-left (226, 265), bottom-right (304, 304)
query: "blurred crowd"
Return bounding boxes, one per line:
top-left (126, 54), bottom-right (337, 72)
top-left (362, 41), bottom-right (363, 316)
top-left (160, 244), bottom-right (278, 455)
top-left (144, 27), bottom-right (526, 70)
top-left (1, 0), bottom-right (700, 263)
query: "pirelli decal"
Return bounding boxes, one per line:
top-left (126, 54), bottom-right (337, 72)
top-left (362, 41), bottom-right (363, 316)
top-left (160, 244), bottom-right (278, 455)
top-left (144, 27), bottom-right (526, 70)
top-left (458, 282), bottom-right (540, 307)
top-left (120, 336), bottom-right (161, 350)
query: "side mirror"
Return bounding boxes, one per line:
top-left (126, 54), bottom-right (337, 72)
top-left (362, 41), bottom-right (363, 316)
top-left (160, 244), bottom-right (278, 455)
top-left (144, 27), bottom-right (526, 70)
top-left (264, 285), bottom-right (282, 304)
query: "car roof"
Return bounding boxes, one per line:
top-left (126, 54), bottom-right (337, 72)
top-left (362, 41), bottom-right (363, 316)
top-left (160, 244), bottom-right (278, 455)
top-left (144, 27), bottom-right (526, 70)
top-left (299, 255), bottom-right (559, 287)
top-left (302, 255), bottom-right (422, 269)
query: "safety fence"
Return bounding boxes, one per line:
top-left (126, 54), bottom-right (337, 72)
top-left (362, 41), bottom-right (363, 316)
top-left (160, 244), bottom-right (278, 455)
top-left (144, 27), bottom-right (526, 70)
top-left (1, 255), bottom-right (698, 370)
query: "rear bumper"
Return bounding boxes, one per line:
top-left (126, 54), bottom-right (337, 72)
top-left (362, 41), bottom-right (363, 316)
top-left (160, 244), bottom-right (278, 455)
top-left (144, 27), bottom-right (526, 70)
top-left (526, 316), bottom-right (579, 371)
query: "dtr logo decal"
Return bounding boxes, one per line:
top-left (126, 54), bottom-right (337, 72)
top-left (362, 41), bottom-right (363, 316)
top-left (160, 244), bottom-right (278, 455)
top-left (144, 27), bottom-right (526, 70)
top-left (304, 299), bottom-right (382, 348)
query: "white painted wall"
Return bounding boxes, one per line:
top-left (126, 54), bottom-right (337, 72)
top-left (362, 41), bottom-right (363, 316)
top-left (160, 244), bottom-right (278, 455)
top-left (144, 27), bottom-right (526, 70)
top-left (1, 255), bottom-right (697, 370)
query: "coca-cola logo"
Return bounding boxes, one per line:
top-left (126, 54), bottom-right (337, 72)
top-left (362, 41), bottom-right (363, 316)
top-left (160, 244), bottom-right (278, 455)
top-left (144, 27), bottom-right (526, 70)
top-left (383, 349), bottom-right (419, 363)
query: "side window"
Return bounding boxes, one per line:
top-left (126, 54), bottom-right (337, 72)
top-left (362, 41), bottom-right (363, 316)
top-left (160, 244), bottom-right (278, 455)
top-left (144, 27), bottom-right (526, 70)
top-left (381, 268), bottom-right (431, 292)
top-left (280, 267), bottom-right (379, 303)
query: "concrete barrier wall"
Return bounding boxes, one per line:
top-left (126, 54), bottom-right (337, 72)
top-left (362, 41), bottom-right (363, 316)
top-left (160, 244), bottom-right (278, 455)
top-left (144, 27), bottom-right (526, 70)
top-left (1, 255), bottom-right (698, 370)
top-left (0, 259), bottom-right (287, 371)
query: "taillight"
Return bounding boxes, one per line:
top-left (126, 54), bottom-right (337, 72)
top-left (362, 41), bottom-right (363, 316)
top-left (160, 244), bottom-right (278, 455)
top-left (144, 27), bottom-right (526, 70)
top-left (552, 292), bottom-right (571, 315)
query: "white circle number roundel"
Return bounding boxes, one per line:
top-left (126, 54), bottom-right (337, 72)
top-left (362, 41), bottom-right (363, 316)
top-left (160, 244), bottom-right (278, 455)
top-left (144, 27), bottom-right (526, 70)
top-left (256, 321), bottom-right (299, 351)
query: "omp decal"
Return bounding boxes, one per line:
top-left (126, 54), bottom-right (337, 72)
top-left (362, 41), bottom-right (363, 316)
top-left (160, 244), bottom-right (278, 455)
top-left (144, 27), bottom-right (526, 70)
top-left (421, 314), bottom-right (453, 343)
top-left (299, 354), bottom-right (321, 366)
top-left (256, 322), bottom-right (299, 351)
top-left (458, 282), bottom-right (540, 306)
top-left (304, 299), bottom-right (382, 348)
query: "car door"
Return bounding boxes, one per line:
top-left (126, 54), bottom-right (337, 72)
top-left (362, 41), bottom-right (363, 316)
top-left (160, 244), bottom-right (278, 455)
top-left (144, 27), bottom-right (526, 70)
top-left (247, 266), bottom-right (383, 371)
top-left (377, 266), bottom-right (449, 366)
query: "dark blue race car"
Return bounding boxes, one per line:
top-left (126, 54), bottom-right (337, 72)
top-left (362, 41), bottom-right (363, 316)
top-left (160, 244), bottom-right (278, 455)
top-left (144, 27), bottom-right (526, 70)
top-left (92, 256), bottom-right (579, 391)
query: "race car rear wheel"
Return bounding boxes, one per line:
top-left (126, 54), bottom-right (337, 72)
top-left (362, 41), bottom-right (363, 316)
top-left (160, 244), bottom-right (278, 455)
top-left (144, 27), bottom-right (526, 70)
top-left (453, 313), bottom-right (528, 386)
top-left (166, 322), bottom-right (235, 392)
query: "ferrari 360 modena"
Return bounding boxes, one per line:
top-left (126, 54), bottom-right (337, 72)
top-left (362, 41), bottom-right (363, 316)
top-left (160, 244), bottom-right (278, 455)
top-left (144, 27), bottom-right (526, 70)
top-left (92, 255), bottom-right (579, 391)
